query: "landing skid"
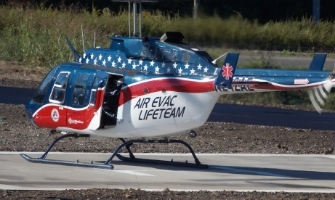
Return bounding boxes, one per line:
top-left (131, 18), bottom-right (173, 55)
top-left (20, 134), bottom-right (208, 170)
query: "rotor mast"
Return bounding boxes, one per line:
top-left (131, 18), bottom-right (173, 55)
top-left (112, 0), bottom-right (158, 37)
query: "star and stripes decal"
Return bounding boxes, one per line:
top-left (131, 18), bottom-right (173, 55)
top-left (78, 51), bottom-right (215, 75)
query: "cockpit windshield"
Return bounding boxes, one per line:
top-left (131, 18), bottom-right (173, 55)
top-left (32, 66), bottom-right (58, 103)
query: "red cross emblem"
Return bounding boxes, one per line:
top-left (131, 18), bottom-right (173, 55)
top-left (222, 63), bottom-right (233, 80)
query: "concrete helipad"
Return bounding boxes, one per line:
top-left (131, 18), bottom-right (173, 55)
top-left (1, 152), bottom-right (335, 192)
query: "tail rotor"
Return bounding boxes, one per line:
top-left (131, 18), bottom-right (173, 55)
top-left (308, 79), bottom-right (333, 113)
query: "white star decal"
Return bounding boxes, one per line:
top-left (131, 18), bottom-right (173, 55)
top-left (118, 56), bottom-right (122, 63)
top-left (173, 62), bottom-right (177, 68)
top-left (128, 58), bottom-right (132, 64)
top-left (83, 52), bottom-right (86, 58)
top-left (94, 58), bottom-right (98, 65)
top-left (167, 67), bottom-right (171, 73)
top-left (79, 58), bottom-right (82, 63)
top-left (90, 53), bottom-right (94, 59)
top-left (139, 60), bottom-right (143, 65)
top-left (86, 58), bottom-right (89, 64)
top-left (178, 67), bottom-right (183, 74)
top-left (184, 63), bottom-right (190, 69)
top-left (197, 63), bottom-right (202, 70)
top-left (112, 61), bottom-right (116, 67)
top-left (204, 67), bottom-right (209, 73)
top-left (161, 62), bottom-right (166, 67)
top-left (144, 64), bottom-right (148, 71)
top-left (99, 54), bottom-right (103, 60)
top-left (122, 62), bottom-right (126, 68)
top-left (150, 60), bottom-right (155, 66)
top-left (108, 55), bottom-right (112, 61)
top-left (190, 68), bottom-right (195, 75)
top-left (155, 66), bottom-right (160, 73)
top-left (132, 63), bottom-right (138, 69)
top-left (102, 59), bottom-right (106, 66)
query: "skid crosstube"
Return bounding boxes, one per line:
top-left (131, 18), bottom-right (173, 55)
top-left (21, 133), bottom-right (208, 170)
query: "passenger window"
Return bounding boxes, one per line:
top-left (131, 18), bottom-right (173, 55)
top-left (182, 52), bottom-right (191, 62)
top-left (163, 49), bottom-right (170, 61)
top-left (72, 73), bottom-right (90, 106)
top-left (141, 44), bottom-right (149, 58)
top-left (149, 45), bottom-right (156, 59)
top-left (171, 50), bottom-right (178, 61)
top-left (49, 72), bottom-right (70, 104)
top-left (156, 46), bottom-right (163, 60)
top-left (89, 77), bottom-right (100, 105)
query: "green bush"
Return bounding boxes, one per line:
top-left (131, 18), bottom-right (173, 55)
top-left (1, 6), bottom-right (335, 110)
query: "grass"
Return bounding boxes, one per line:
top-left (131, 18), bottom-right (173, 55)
top-left (1, 6), bottom-right (335, 110)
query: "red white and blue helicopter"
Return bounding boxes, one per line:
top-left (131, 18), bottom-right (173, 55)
top-left (21, 1), bottom-right (335, 170)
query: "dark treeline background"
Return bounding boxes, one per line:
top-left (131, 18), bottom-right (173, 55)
top-left (1, 0), bottom-right (335, 23)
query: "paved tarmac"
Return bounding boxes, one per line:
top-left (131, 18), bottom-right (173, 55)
top-left (1, 152), bottom-right (335, 192)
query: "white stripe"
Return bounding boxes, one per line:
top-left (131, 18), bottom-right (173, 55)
top-left (314, 86), bottom-right (326, 105)
top-left (142, 189), bottom-right (335, 193)
top-left (308, 89), bottom-right (322, 113)
top-left (127, 77), bottom-right (214, 87)
top-left (113, 170), bottom-right (154, 176)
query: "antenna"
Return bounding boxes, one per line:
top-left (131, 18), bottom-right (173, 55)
top-left (112, 0), bottom-right (158, 37)
top-left (212, 53), bottom-right (227, 65)
top-left (94, 32), bottom-right (96, 48)
top-left (81, 25), bottom-right (84, 52)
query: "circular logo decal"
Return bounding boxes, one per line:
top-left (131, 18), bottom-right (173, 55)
top-left (51, 109), bottom-right (59, 122)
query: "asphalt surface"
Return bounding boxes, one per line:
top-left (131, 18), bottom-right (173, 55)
top-left (1, 86), bottom-right (334, 131)
top-left (1, 152), bottom-right (335, 192)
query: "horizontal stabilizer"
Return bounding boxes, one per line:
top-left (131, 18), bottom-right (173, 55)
top-left (309, 53), bottom-right (327, 71)
top-left (308, 79), bottom-right (332, 113)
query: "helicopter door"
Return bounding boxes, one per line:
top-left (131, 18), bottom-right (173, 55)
top-left (47, 71), bottom-right (70, 128)
top-left (86, 71), bottom-right (109, 130)
top-left (66, 69), bottom-right (95, 130)
top-left (100, 74), bottom-right (124, 128)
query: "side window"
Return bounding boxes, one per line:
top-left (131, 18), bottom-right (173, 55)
top-left (182, 52), bottom-right (191, 62)
top-left (49, 72), bottom-right (70, 104)
top-left (72, 73), bottom-right (90, 106)
top-left (163, 49), bottom-right (170, 61)
top-left (171, 49), bottom-right (178, 62)
top-left (148, 45), bottom-right (156, 59)
top-left (89, 77), bottom-right (100, 106)
top-left (141, 44), bottom-right (149, 58)
top-left (156, 46), bottom-right (163, 60)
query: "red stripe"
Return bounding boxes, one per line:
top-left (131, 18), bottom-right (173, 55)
top-left (118, 78), bottom-right (215, 106)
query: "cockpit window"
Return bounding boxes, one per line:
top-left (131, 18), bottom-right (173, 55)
top-left (72, 72), bottom-right (92, 106)
top-left (49, 72), bottom-right (70, 104)
top-left (32, 67), bottom-right (58, 104)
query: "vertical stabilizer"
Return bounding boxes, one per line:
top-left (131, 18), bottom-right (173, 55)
top-left (308, 53), bottom-right (327, 71)
top-left (214, 53), bottom-right (239, 91)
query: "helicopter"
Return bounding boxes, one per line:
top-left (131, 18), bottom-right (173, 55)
top-left (21, 2), bottom-right (335, 170)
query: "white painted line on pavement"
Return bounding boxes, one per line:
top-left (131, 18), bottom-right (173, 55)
top-left (113, 170), bottom-right (154, 176)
